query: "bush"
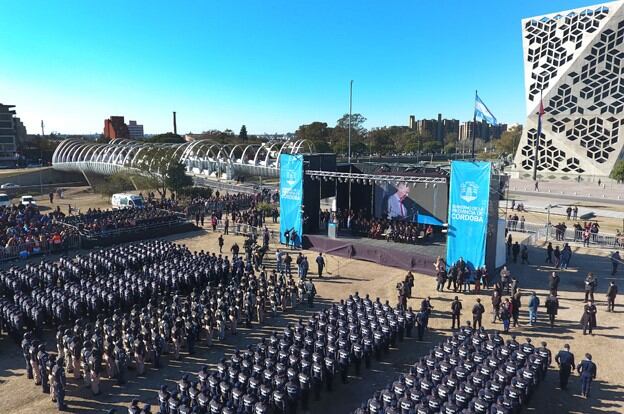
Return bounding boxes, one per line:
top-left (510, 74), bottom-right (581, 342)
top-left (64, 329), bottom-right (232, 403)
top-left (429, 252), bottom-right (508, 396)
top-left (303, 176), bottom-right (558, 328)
top-left (93, 173), bottom-right (135, 197)
top-left (177, 186), bottom-right (213, 199)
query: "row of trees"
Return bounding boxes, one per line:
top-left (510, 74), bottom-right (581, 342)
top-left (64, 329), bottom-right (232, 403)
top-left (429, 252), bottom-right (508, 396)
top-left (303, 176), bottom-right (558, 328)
top-left (167, 125), bottom-right (251, 144)
top-left (295, 114), bottom-right (523, 158)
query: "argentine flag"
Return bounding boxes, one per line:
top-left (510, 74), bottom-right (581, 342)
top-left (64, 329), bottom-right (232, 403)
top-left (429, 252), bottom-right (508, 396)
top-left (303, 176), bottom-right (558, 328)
top-left (474, 92), bottom-right (497, 125)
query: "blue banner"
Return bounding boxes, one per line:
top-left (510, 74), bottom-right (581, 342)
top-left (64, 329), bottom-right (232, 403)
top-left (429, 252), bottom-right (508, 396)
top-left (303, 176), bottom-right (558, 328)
top-left (279, 154), bottom-right (304, 247)
top-left (446, 161), bottom-right (491, 271)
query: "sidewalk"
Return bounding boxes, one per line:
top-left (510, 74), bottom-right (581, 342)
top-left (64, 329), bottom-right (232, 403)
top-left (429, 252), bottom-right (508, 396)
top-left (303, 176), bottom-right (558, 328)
top-left (509, 177), bottom-right (624, 203)
top-left (500, 198), bottom-right (624, 220)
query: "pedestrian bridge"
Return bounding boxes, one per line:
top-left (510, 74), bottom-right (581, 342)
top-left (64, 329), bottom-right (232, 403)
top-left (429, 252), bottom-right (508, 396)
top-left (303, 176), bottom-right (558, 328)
top-left (52, 138), bottom-right (314, 178)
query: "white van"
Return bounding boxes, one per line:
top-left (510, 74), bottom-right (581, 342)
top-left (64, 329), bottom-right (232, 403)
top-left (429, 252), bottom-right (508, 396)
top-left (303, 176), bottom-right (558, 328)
top-left (111, 193), bottom-right (145, 209)
top-left (21, 195), bottom-right (36, 206)
top-left (0, 193), bottom-right (10, 207)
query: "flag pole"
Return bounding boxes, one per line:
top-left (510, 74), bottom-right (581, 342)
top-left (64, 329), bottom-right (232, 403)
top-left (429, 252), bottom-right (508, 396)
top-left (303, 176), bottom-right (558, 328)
top-left (471, 90), bottom-right (477, 160)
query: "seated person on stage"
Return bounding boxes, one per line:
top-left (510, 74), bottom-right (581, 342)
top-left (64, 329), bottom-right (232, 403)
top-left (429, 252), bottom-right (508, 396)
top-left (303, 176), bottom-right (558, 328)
top-left (425, 225), bottom-right (434, 239)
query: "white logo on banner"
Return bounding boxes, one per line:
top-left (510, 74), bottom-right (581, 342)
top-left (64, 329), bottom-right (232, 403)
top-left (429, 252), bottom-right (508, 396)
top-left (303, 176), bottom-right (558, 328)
top-left (286, 170), bottom-right (297, 187)
top-left (460, 181), bottom-right (479, 203)
top-left (281, 162), bottom-right (302, 202)
top-left (451, 180), bottom-right (485, 223)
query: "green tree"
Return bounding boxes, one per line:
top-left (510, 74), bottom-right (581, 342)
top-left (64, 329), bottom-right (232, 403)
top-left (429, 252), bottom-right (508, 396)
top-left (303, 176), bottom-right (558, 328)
top-left (149, 132), bottom-right (185, 143)
top-left (493, 125), bottom-right (523, 156)
top-left (610, 160), bottom-right (624, 182)
top-left (296, 122), bottom-right (330, 141)
top-left (403, 140), bottom-right (420, 154)
top-left (368, 128), bottom-right (396, 155)
top-left (128, 146), bottom-right (195, 198)
top-left (239, 125), bottom-right (248, 141)
top-left (336, 113), bottom-right (367, 136)
top-left (165, 161), bottom-right (194, 196)
top-left (331, 114), bottom-right (367, 155)
top-left (421, 140), bottom-right (441, 153)
top-left (331, 138), bottom-right (348, 155)
top-left (295, 122), bottom-right (332, 152)
top-left (444, 142), bottom-right (456, 153)
top-left (127, 146), bottom-right (177, 198)
top-left (444, 132), bottom-right (459, 145)
top-left (18, 136), bottom-right (61, 164)
top-left (92, 172), bottom-right (136, 197)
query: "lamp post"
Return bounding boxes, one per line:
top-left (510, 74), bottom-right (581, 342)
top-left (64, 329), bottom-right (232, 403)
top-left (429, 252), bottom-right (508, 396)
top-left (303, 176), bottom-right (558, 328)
top-left (544, 204), bottom-right (559, 241)
top-left (348, 80), bottom-right (353, 164)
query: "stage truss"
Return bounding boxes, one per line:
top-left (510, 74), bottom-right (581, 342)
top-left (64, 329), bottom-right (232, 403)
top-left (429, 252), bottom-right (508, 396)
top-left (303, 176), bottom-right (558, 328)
top-left (305, 170), bottom-right (447, 185)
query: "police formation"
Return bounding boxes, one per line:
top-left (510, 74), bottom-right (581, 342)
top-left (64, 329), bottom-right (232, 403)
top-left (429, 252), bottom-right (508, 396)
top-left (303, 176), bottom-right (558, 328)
top-left (132, 292), bottom-right (421, 414)
top-left (354, 324), bottom-right (552, 414)
top-left (2, 237), bottom-right (308, 411)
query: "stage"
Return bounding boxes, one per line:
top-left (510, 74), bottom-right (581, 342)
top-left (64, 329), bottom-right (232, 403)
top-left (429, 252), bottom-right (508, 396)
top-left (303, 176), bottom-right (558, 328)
top-left (303, 232), bottom-right (444, 276)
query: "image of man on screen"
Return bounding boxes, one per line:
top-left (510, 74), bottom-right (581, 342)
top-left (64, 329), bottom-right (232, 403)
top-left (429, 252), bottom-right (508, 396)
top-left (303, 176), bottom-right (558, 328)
top-left (387, 182), bottom-right (410, 219)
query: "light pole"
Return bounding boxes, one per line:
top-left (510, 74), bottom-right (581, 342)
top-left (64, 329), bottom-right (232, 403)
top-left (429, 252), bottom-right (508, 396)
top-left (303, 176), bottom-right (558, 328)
top-left (544, 204), bottom-right (559, 241)
top-left (348, 80), bottom-right (353, 164)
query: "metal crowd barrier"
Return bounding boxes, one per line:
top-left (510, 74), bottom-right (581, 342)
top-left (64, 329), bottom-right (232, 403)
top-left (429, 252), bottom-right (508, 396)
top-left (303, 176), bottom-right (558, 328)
top-left (0, 213), bottom-right (281, 263)
top-left (79, 218), bottom-right (189, 240)
top-left (0, 233), bottom-right (82, 263)
top-left (505, 219), bottom-right (624, 249)
top-left (212, 219), bottom-right (279, 242)
top-left (186, 200), bottom-right (256, 216)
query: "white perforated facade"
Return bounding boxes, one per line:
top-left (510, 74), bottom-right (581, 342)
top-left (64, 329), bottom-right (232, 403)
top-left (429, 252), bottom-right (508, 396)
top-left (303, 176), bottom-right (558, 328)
top-left (514, 1), bottom-right (624, 177)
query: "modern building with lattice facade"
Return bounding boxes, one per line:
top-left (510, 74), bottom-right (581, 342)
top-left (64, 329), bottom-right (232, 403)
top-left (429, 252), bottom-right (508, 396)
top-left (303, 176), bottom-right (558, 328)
top-left (513, 1), bottom-right (624, 177)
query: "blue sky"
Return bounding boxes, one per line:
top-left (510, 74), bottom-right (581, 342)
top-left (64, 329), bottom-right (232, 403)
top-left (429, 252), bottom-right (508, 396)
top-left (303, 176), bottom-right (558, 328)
top-left (0, 0), bottom-right (605, 135)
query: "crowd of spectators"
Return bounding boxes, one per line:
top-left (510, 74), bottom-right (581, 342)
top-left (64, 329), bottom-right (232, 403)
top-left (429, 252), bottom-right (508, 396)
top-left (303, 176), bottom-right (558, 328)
top-left (60, 207), bottom-right (182, 236)
top-left (0, 204), bottom-right (78, 258)
top-left (186, 191), bottom-right (274, 217)
top-left (189, 191), bottom-right (279, 235)
top-left (142, 192), bottom-right (183, 212)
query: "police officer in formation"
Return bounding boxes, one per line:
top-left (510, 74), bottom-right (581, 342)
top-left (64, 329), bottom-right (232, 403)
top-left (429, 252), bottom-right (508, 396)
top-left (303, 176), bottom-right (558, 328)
top-left (19, 332), bottom-right (67, 411)
top-left (137, 291), bottom-right (416, 414)
top-left (354, 325), bottom-right (553, 414)
top-left (1, 238), bottom-right (325, 403)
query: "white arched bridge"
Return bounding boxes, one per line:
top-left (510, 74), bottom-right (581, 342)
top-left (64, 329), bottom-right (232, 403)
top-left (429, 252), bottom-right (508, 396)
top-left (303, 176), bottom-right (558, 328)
top-left (52, 138), bottom-right (314, 178)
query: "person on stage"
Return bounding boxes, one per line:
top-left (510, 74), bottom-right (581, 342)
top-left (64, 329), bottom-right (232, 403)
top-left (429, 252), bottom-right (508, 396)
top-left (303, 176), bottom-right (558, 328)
top-left (387, 182), bottom-right (410, 220)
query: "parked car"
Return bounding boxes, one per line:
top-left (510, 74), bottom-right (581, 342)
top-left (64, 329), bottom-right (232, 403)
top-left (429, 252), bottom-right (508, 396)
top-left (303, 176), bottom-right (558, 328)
top-left (21, 195), bottom-right (36, 206)
top-left (0, 193), bottom-right (10, 207)
top-left (0, 183), bottom-right (20, 189)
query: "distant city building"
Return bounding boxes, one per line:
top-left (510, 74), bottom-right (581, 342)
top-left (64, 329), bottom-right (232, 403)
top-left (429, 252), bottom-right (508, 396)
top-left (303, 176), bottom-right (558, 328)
top-left (13, 117), bottom-right (27, 143)
top-left (127, 120), bottom-right (144, 139)
top-left (103, 116), bottom-right (129, 140)
top-left (489, 123), bottom-right (508, 140)
top-left (408, 113), bottom-right (459, 142)
top-left (442, 118), bottom-right (460, 137)
top-left (0, 103), bottom-right (25, 164)
top-left (459, 120), bottom-right (507, 141)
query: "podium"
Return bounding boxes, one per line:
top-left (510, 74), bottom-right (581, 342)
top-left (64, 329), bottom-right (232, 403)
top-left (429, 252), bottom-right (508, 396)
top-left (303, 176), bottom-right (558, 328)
top-left (328, 222), bottom-right (337, 239)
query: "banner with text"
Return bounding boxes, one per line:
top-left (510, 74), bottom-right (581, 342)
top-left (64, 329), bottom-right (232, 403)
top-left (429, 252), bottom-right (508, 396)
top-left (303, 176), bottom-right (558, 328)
top-left (279, 154), bottom-right (303, 247)
top-left (446, 161), bottom-right (491, 271)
